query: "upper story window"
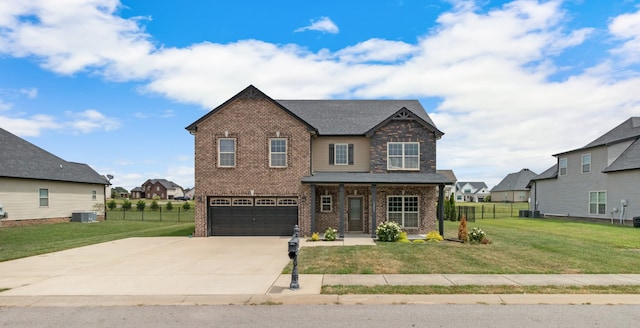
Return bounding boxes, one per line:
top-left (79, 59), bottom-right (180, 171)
top-left (559, 158), bottom-right (567, 176)
top-left (269, 138), bottom-right (287, 168)
top-left (329, 144), bottom-right (353, 165)
top-left (39, 188), bottom-right (49, 207)
top-left (387, 142), bottom-right (419, 170)
top-left (582, 154), bottom-right (591, 174)
top-left (92, 190), bottom-right (97, 201)
top-left (218, 138), bottom-right (236, 167)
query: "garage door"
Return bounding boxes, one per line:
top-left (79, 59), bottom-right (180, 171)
top-left (208, 197), bottom-right (298, 236)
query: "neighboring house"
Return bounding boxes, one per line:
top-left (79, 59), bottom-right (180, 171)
top-left (140, 179), bottom-right (185, 200)
top-left (455, 182), bottom-right (490, 202)
top-left (490, 168), bottom-right (538, 203)
top-left (0, 127), bottom-right (110, 223)
top-left (111, 186), bottom-right (130, 199)
top-left (186, 85), bottom-right (452, 237)
top-left (437, 169), bottom-right (457, 199)
top-left (528, 117), bottom-right (640, 223)
top-left (184, 188), bottom-right (195, 200)
top-left (130, 187), bottom-right (143, 199)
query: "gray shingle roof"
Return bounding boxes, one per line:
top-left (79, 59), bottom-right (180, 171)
top-left (603, 138), bottom-right (640, 172)
top-left (583, 117), bottom-right (640, 148)
top-left (491, 168), bottom-right (538, 192)
top-left (455, 182), bottom-right (488, 191)
top-left (146, 178), bottom-right (183, 190)
top-left (0, 127), bottom-right (110, 185)
top-left (276, 99), bottom-right (441, 136)
top-left (301, 172), bottom-right (453, 185)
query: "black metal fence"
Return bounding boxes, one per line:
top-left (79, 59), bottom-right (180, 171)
top-left (447, 203), bottom-right (530, 221)
top-left (106, 207), bottom-right (194, 222)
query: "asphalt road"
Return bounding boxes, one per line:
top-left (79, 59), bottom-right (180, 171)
top-left (2, 304), bottom-right (640, 328)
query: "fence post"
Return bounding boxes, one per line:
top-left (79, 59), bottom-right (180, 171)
top-left (510, 202), bottom-right (513, 218)
top-left (142, 208), bottom-right (144, 221)
top-left (160, 207), bottom-right (162, 222)
top-left (481, 205), bottom-right (484, 219)
top-left (178, 207), bottom-right (180, 222)
top-left (493, 204), bottom-right (496, 219)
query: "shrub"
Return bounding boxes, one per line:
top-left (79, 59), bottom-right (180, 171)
top-left (412, 239), bottom-right (426, 244)
top-left (469, 227), bottom-right (486, 243)
top-left (458, 215), bottom-right (469, 242)
top-left (166, 201), bottom-right (173, 211)
top-left (150, 200), bottom-right (159, 211)
top-left (399, 231), bottom-right (408, 240)
top-left (376, 221), bottom-right (402, 242)
top-left (311, 232), bottom-right (320, 241)
top-left (425, 230), bottom-right (443, 242)
top-left (107, 199), bottom-right (117, 210)
top-left (122, 200), bottom-right (132, 211)
top-left (398, 238), bottom-right (411, 243)
top-left (182, 202), bottom-right (191, 211)
top-left (324, 227), bottom-right (337, 241)
top-left (136, 200), bottom-right (146, 211)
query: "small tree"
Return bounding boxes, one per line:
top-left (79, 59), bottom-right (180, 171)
top-left (150, 200), bottom-right (159, 211)
top-left (166, 201), bottom-right (173, 211)
top-left (122, 199), bottom-right (132, 211)
top-left (458, 215), bottom-right (469, 242)
top-left (107, 199), bottom-right (117, 210)
top-left (136, 200), bottom-right (146, 211)
top-left (182, 202), bottom-right (191, 211)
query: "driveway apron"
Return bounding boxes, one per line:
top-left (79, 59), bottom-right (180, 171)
top-left (0, 237), bottom-right (290, 296)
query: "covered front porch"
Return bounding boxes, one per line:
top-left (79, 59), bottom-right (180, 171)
top-left (301, 172), bottom-right (451, 238)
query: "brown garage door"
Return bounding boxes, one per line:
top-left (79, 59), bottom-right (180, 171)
top-left (208, 197), bottom-right (298, 236)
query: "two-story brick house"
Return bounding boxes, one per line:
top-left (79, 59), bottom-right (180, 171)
top-left (138, 179), bottom-right (185, 200)
top-left (186, 85), bottom-right (452, 237)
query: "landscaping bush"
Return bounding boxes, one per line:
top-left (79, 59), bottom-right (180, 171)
top-left (324, 227), bottom-right (337, 241)
top-left (107, 199), bottom-right (117, 211)
top-left (425, 230), bottom-right (443, 242)
top-left (150, 200), bottom-right (159, 211)
top-left (166, 201), bottom-right (173, 211)
top-left (469, 227), bottom-right (486, 243)
top-left (182, 202), bottom-right (191, 211)
top-left (122, 199), bottom-right (132, 211)
top-left (136, 200), bottom-right (146, 211)
top-left (412, 239), bottom-right (425, 244)
top-left (376, 221), bottom-right (402, 242)
top-left (311, 232), bottom-right (320, 241)
top-left (458, 215), bottom-right (469, 242)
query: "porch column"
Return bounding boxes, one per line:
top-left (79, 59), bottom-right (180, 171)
top-left (339, 184), bottom-right (345, 238)
top-left (371, 184), bottom-right (377, 238)
top-left (310, 184), bottom-right (316, 234)
top-left (438, 184), bottom-right (445, 236)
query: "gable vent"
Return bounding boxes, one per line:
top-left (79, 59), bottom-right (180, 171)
top-left (393, 108), bottom-right (414, 120)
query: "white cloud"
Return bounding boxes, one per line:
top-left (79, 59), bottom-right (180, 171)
top-left (65, 109), bottom-right (121, 133)
top-left (2, 0), bottom-right (640, 184)
top-left (294, 16), bottom-right (339, 34)
top-left (0, 114), bottom-right (60, 136)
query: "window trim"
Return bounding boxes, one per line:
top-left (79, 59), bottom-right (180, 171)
top-left (39, 188), bottom-right (49, 207)
top-left (320, 195), bottom-right (332, 212)
top-left (387, 142), bottom-right (420, 171)
top-left (218, 138), bottom-right (236, 168)
top-left (589, 190), bottom-right (606, 215)
top-left (334, 143), bottom-right (349, 166)
top-left (269, 138), bottom-right (288, 168)
top-left (386, 195), bottom-right (419, 228)
top-left (581, 153), bottom-right (591, 174)
top-left (559, 158), bottom-right (567, 176)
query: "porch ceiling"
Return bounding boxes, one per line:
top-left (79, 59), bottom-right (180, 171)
top-left (301, 172), bottom-right (453, 185)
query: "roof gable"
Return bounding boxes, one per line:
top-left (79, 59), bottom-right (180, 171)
top-left (364, 107), bottom-right (444, 138)
top-left (556, 117), bottom-right (640, 156)
top-left (185, 85), bottom-right (317, 133)
top-left (491, 168), bottom-right (538, 192)
top-left (0, 127), bottom-right (109, 185)
top-left (603, 138), bottom-right (640, 172)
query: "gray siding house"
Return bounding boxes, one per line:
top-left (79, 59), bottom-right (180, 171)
top-left (0, 127), bottom-right (110, 224)
top-left (529, 117), bottom-right (640, 223)
top-left (490, 168), bottom-right (538, 203)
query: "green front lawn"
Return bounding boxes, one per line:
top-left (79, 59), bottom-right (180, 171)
top-left (0, 220), bottom-right (195, 262)
top-left (291, 218), bottom-right (640, 274)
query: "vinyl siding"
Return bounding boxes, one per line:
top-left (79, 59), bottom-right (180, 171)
top-left (312, 137), bottom-right (370, 173)
top-left (0, 177), bottom-right (106, 221)
top-left (532, 144), bottom-right (640, 220)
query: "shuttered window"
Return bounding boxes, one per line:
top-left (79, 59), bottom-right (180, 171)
top-left (329, 144), bottom-right (354, 165)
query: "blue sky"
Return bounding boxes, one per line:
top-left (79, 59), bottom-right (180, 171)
top-left (1, 0), bottom-right (640, 191)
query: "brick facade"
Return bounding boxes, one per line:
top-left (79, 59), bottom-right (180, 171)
top-left (370, 120), bottom-right (437, 173)
top-left (192, 97), bottom-right (311, 236)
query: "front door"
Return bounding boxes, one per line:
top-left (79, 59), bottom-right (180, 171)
top-left (347, 197), bottom-right (363, 232)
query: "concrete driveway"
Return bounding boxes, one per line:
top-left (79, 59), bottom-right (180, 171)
top-left (0, 237), bottom-right (292, 296)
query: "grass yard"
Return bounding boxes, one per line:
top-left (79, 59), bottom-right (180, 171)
top-left (290, 218), bottom-right (640, 274)
top-left (0, 220), bottom-right (195, 262)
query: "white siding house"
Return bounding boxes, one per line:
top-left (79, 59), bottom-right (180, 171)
top-left (529, 117), bottom-right (640, 223)
top-left (0, 127), bottom-right (109, 223)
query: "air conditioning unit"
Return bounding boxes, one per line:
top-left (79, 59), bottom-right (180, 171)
top-left (0, 204), bottom-right (6, 218)
top-left (71, 211), bottom-right (97, 223)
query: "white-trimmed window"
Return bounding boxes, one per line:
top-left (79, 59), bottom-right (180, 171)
top-left (387, 142), bottom-right (419, 170)
top-left (559, 158), bottom-right (567, 176)
top-left (39, 188), bottom-right (49, 207)
top-left (589, 191), bottom-right (606, 215)
top-left (321, 195), bottom-right (332, 212)
top-left (334, 143), bottom-right (348, 165)
top-left (387, 195), bottom-right (419, 228)
top-left (582, 154), bottom-right (591, 174)
top-left (269, 138), bottom-right (287, 168)
top-left (218, 138), bottom-right (236, 167)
